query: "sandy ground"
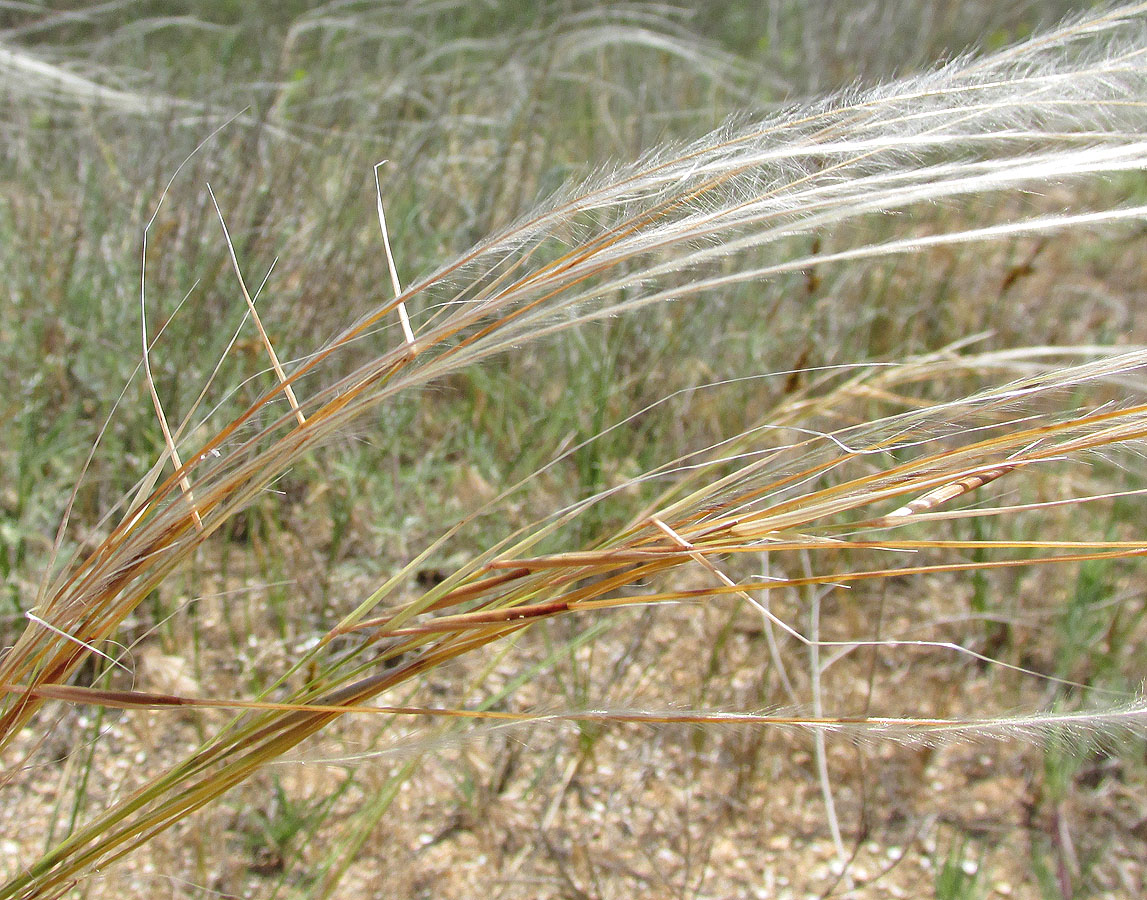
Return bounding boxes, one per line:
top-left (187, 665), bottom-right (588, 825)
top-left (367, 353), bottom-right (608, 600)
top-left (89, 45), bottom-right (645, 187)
top-left (3, 553), bottom-right (1144, 900)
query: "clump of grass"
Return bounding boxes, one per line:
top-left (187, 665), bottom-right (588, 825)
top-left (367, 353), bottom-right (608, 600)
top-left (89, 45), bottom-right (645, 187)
top-left (2, 3), bottom-right (1147, 897)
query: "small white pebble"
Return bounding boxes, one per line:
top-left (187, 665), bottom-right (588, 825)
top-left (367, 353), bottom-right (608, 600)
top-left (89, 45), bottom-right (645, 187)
top-left (995, 881), bottom-right (1013, 895)
top-left (962, 859), bottom-right (979, 876)
top-left (886, 846), bottom-right (903, 861)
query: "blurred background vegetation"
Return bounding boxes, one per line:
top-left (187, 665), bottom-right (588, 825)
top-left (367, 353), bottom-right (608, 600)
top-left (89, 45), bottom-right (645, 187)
top-left (0, 0), bottom-right (1118, 618)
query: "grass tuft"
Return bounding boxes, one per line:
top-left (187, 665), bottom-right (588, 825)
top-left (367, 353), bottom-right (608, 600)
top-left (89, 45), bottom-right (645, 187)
top-left (2, 2), bottom-right (1147, 896)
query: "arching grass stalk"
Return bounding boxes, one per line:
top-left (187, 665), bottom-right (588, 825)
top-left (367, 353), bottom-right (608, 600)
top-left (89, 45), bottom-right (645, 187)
top-left (6, 342), bottom-right (1147, 898)
top-left (3, 4), bottom-right (1147, 896)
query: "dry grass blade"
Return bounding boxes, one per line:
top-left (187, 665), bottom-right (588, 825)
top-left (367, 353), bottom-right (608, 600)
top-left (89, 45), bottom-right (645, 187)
top-left (2, 5), bottom-right (1147, 897)
top-left (5, 342), bottom-right (1147, 897)
top-left (208, 185), bottom-right (306, 426)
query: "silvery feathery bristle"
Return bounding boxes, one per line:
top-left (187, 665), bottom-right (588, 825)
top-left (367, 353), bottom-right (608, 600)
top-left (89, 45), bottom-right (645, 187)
top-left (362, 2), bottom-right (1147, 371)
top-left (271, 699), bottom-right (1147, 765)
top-left (115, 2), bottom-right (1147, 567)
top-left (42, 4), bottom-right (1147, 615)
top-left (0, 43), bottom-right (168, 113)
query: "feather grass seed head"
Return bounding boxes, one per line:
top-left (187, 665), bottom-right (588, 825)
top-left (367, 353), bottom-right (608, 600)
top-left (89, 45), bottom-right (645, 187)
top-left (3, 5), bottom-right (1147, 896)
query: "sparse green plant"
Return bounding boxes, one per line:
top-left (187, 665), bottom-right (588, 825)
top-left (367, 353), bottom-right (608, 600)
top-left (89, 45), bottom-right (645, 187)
top-left (935, 837), bottom-right (987, 900)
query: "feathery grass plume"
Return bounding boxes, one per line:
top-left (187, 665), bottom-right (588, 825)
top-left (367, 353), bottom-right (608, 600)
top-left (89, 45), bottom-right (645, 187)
top-left (0, 30), bottom-right (198, 117)
top-left (7, 343), bottom-right (1147, 897)
top-left (2, 4), bottom-right (1147, 896)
